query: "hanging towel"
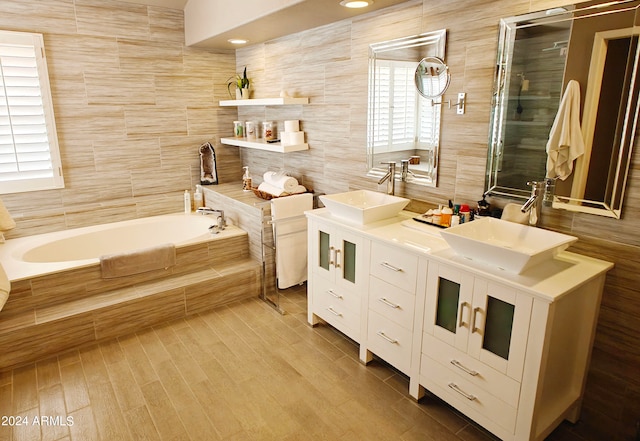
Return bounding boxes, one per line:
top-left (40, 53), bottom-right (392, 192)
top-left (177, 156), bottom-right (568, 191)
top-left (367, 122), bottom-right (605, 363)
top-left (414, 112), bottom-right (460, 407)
top-left (271, 193), bottom-right (313, 289)
top-left (0, 262), bottom-right (10, 312)
top-left (100, 243), bottom-right (176, 279)
top-left (545, 80), bottom-right (585, 180)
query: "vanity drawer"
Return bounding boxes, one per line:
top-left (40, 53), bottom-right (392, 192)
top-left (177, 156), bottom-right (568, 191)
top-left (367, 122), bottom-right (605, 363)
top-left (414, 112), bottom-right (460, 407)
top-left (420, 354), bottom-right (517, 435)
top-left (370, 242), bottom-right (418, 293)
top-left (421, 333), bottom-right (521, 407)
top-left (368, 277), bottom-right (415, 331)
top-left (312, 277), bottom-right (360, 341)
top-left (367, 310), bottom-right (413, 374)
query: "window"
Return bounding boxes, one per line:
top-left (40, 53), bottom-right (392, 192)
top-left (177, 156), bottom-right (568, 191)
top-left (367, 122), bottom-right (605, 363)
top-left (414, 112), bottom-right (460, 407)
top-left (370, 59), bottom-right (440, 153)
top-left (0, 30), bottom-right (63, 194)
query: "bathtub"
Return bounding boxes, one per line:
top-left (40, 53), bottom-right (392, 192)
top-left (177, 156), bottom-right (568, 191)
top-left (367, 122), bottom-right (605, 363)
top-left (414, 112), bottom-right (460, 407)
top-left (0, 213), bottom-right (244, 281)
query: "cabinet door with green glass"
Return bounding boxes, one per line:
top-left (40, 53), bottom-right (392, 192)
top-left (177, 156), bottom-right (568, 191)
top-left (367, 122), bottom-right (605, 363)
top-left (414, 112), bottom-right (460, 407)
top-left (312, 220), bottom-right (365, 291)
top-left (424, 263), bottom-right (475, 352)
top-left (467, 279), bottom-right (532, 379)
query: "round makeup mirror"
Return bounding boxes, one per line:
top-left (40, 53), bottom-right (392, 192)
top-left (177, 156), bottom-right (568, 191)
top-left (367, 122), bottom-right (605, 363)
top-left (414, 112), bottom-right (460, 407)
top-left (415, 57), bottom-right (450, 99)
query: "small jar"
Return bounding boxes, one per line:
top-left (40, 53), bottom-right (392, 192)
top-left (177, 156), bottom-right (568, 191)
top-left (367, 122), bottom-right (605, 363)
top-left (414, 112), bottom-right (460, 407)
top-left (233, 121), bottom-right (244, 138)
top-left (459, 204), bottom-right (471, 223)
top-left (440, 207), bottom-right (453, 227)
top-left (262, 121), bottom-right (277, 141)
top-left (245, 121), bottom-right (257, 140)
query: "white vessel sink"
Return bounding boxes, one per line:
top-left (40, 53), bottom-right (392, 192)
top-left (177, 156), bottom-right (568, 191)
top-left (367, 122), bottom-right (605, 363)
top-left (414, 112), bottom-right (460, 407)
top-left (319, 190), bottom-right (409, 225)
top-left (440, 217), bottom-right (577, 273)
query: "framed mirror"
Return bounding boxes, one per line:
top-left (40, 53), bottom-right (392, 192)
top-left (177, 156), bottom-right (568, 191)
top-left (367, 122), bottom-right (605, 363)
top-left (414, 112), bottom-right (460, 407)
top-left (486, 1), bottom-right (640, 218)
top-left (367, 29), bottom-right (447, 187)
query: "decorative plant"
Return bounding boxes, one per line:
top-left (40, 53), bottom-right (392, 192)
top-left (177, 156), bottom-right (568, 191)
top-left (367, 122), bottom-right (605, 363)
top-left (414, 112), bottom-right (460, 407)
top-left (226, 66), bottom-right (250, 98)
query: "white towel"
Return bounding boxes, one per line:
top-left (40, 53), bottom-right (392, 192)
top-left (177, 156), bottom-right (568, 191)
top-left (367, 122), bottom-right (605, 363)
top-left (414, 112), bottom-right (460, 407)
top-left (0, 198), bottom-right (16, 232)
top-left (0, 262), bottom-right (10, 312)
top-left (271, 193), bottom-right (313, 289)
top-left (263, 171), bottom-right (299, 192)
top-left (258, 182), bottom-right (307, 197)
top-left (546, 80), bottom-right (585, 180)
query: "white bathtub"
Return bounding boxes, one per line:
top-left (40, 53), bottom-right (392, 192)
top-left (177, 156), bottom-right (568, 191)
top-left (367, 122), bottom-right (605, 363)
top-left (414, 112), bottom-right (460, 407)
top-left (0, 213), bottom-right (243, 281)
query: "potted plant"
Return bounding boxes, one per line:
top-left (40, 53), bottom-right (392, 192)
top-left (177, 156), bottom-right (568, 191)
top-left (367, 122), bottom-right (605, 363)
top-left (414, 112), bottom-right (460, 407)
top-left (227, 66), bottom-right (250, 99)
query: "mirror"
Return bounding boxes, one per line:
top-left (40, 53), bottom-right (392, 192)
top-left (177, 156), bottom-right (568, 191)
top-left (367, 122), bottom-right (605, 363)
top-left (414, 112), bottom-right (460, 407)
top-left (486, 1), bottom-right (640, 218)
top-left (367, 29), bottom-right (447, 187)
top-left (415, 57), bottom-right (451, 99)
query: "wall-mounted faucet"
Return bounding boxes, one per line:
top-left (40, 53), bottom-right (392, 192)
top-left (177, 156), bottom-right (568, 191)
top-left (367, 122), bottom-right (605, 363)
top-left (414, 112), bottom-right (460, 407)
top-left (196, 207), bottom-right (226, 232)
top-left (378, 162), bottom-right (396, 195)
top-left (520, 181), bottom-right (544, 226)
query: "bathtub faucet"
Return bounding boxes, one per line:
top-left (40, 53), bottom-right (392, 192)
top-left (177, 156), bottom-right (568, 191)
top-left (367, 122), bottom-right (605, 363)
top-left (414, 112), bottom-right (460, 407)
top-left (196, 207), bottom-right (226, 233)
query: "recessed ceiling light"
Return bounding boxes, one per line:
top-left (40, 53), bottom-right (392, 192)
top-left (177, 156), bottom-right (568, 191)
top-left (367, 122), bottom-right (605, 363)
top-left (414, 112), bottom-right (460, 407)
top-left (339, 0), bottom-right (373, 8)
top-left (228, 39), bottom-right (248, 45)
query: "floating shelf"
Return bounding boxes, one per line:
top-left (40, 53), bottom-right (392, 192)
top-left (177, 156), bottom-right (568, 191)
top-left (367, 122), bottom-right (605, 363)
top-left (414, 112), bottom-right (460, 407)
top-left (221, 137), bottom-right (308, 153)
top-left (219, 97), bottom-right (309, 106)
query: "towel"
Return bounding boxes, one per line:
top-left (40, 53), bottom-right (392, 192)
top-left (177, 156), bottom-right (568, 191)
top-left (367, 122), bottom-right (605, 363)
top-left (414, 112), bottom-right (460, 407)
top-left (0, 262), bottom-right (10, 312)
top-left (546, 80), bottom-right (585, 180)
top-left (100, 243), bottom-right (176, 279)
top-left (258, 182), bottom-right (307, 197)
top-left (271, 193), bottom-right (313, 289)
top-left (0, 197), bottom-right (16, 232)
top-left (263, 171), bottom-right (299, 192)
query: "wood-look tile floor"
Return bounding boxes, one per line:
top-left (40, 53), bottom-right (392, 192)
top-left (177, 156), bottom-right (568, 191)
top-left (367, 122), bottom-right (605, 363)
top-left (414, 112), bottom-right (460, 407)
top-left (0, 286), bottom-right (584, 441)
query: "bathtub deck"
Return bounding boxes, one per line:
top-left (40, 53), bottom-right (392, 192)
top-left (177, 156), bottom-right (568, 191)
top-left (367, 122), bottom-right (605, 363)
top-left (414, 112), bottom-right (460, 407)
top-left (0, 230), bottom-right (261, 371)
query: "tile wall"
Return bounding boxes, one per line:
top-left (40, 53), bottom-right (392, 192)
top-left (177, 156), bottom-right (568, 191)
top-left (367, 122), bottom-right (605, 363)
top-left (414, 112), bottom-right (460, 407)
top-left (234, 1), bottom-right (640, 439)
top-left (0, 0), bottom-right (241, 238)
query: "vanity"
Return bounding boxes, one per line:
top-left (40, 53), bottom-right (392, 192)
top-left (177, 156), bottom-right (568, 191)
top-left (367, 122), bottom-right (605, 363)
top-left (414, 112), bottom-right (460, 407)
top-left (306, 199), bottom-right (613, 441)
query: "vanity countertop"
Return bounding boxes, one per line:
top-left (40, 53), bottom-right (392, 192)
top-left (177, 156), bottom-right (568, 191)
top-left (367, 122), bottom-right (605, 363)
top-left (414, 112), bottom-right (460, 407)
top-left (306, 208), bottom-right (613, 303)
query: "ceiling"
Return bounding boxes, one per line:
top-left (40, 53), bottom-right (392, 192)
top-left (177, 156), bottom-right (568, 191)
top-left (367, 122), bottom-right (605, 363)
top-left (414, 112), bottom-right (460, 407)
top-left (118, 0), bottom-right (412, 49)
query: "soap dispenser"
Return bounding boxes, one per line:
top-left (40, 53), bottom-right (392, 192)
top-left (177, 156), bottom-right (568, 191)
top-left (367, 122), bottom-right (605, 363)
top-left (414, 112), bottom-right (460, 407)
top-left (242, 166), bottom-right (252, 191)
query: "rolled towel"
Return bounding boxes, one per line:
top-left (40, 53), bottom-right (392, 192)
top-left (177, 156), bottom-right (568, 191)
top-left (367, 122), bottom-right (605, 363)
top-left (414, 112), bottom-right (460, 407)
top-left (0, 198), bottom-right (16, 232)
top-left (258, 182), bottom-right (287, 197)
top-left (263, 171), bottom-right (298, 192)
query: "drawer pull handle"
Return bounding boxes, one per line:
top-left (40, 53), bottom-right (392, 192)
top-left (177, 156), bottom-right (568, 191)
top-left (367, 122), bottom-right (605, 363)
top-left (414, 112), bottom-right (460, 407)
top-left (450, 359), bottom-right (479, 376)
top-left (329, 246), bottom-right (335, 266)
top-left (378, 297), bottom-right (400, 309)
top-left (327, 307), bottom-right (342, 317)
top-left (327, 289), bottom-right (343, 299)
top-left (334, 249), bottom-right (341, 269)
top-left (448, 383), bottom-right (476, 401)
top-left (380, 261), bottom-right (403, 272)
top-left (458, 302), bottom-right (469, 327)
top-left (376, 331), bottom-right (398, 344)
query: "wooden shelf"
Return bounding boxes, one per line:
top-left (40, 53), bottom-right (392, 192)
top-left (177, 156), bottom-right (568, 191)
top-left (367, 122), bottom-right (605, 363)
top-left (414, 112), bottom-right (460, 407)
top-left (221, 137), bottom-right (308, 153)
top-left (219, 97), bottom-right (309, 106)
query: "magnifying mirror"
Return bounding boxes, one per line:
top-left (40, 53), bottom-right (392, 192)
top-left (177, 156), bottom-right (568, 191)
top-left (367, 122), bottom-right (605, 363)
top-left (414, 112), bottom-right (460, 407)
top-left (415, 56), bottom-right (450, 99)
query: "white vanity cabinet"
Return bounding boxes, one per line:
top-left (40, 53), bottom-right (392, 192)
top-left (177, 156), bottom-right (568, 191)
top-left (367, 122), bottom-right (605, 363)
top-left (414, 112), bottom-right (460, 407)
top-left (363, 241), bottom-right (426, 375)
top-left (307, 217), bottom-right (369, 342)
top-left (305, 208), bottom-right (612, 441)
top-left (419, 261), bottom-right (532, 435)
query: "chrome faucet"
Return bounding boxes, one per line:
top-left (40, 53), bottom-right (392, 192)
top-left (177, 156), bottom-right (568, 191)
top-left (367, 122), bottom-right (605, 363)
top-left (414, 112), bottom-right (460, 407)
top-left (521, 181), bottom-right (544, 226)
top-left (196, 207), bottom-right (226, 232)
top-left (378, 162), bottom-right (396, 195)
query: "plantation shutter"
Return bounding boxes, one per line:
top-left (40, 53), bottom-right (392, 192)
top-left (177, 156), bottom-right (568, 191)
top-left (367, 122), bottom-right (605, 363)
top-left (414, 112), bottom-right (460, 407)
top-left (371, 59), bottom-right (439, 153)
top-left (0, 30), bottom-right (63, 194)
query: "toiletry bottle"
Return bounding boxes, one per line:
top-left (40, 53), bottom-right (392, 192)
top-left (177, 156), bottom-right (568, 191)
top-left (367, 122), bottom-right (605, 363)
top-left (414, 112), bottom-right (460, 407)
top-left (242, 166), bottom-right (252, 191)
top-left (184, 190), bottom-right (191, 213)
top-left (194, 185), bottom-right (204, 209)
top-left (441, 206), bottom-right (453, 227)
top-left (459, 204), bottom-right (470, 223)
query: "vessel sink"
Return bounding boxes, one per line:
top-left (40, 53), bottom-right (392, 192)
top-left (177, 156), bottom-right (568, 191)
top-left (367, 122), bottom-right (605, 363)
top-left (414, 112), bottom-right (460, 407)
top-left (440, 217), bottom-right (577, 273)
top-left (319, 190), bottom-right (409, 225)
